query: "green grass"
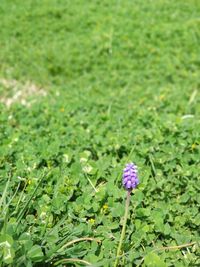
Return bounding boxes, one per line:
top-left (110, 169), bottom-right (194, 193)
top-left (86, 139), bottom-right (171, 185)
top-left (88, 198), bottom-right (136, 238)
top-left (0, 0), bottom-right (200, 266)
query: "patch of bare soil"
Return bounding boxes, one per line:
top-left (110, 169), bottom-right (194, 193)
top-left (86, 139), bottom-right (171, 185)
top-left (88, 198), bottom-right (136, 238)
top-left (0, 78), bottom-right (47, 107)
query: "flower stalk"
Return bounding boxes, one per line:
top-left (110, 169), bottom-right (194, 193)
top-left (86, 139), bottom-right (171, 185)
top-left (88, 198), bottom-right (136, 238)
top-left (114, 190), bottom-right (131, 267)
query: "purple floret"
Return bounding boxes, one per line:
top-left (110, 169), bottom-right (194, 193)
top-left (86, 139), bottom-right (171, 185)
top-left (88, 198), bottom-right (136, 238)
top-left (122, 163), bottom-right (139, 191)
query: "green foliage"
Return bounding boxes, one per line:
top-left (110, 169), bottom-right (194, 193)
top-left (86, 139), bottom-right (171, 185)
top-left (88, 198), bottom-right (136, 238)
top-left (0, 0), bottom-right (200, 266)
top-left (144, 252), bottom-right (167, 267)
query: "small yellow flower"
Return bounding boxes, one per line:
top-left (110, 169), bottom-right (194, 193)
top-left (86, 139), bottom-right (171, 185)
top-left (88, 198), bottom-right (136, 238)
top-left (28, 180), bottom-right (32, 185)
top-left (88, 218), bottom-right (95, 224)
top-left (103, 204), bottom-right (108, 210)
top-left (101, 204), bottom-right (109, 214)
top-left (60, 108), bottom-right (65, 112)
top-left (191, 143), bottom-right (196, 150)
top-left (159, 94), bottom-right (165, 100)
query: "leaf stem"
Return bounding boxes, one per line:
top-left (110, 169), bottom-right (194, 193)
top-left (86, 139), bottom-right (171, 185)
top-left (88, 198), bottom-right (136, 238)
top-left (154, 241), bottom-right (197, 251)
top-left (54, 258), bottom-right (91, 266)
top-left (114, 190), bottom-right (131, 267)
top-left (58, 237), bottom-right (100, 251)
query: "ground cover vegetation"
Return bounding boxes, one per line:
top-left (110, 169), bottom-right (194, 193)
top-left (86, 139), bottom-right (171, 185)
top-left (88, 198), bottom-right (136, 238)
top-left (0, 0), bottom-right (200, 266)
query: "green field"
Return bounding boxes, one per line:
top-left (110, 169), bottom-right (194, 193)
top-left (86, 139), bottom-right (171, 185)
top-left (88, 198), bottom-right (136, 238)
top-left (0, 0), bottom-right (200, 266)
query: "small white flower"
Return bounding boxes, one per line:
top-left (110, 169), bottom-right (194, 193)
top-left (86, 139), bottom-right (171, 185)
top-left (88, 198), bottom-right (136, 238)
top-left (40, 212), bottom-right (47, 224)
top-left (80, 157), bottom-right (87, 163)
top-left (83, 164), bottom-right (93, 174)
top-left (63, 154), bottom-right (70, 163)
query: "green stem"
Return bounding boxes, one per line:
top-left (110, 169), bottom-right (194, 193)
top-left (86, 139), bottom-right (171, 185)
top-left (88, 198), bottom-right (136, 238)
top-left (114, 190), bottom-right (131, 267)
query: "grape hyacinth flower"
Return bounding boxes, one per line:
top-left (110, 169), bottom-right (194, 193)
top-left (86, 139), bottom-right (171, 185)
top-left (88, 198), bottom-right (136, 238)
top-left (122, 163), bottom-right (139, 191)
top-left (114, 163), bottom-right (139, 267)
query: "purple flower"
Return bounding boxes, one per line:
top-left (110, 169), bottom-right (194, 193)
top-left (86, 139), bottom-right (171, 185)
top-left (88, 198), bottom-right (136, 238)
top-left (122, 163), bottom-right (139, 190)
